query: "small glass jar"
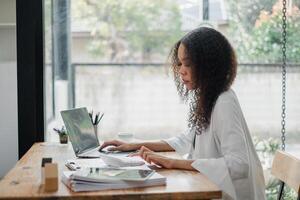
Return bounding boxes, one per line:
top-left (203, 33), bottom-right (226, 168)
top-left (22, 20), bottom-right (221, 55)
top-left (94, 125), bottom-right (99, 141)
top-left (59, 134), bottom-right (68, 144)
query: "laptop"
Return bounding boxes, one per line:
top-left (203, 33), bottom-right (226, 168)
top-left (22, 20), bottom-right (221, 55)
top-left (61, 107), bottom-right (135, 158)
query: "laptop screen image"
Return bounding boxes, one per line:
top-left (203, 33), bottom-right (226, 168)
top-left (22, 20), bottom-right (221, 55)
top-left (61, 107), bottom-right (99, 156)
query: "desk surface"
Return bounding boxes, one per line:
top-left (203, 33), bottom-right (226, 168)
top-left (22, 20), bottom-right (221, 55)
top-left (0, 142), bottom-right (222, 200)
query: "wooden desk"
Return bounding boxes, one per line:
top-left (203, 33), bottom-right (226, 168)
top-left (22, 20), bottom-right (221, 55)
top-left (0, 143), bottom-right (222, 199)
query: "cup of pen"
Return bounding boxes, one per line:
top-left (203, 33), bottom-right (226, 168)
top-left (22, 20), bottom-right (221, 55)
top-left (93, 125), bottom-right (98, 141)
top-left (89, 111), bottom-right (104, 141)
top-left (53, 126), bottom-right (68, 144)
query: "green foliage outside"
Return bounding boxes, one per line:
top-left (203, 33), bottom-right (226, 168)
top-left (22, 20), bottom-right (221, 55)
top-left (72, 0), bottom-right (183, 62)
top-left (227, 0), bottom-right (300, 63)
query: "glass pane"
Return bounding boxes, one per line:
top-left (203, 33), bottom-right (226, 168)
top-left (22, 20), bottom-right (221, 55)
top-left (44, 1), bottom-right (300, 144)
top-left (44, 0), bottom-right (54, 133)
top-left (44, 0), bottom-right (300, 198)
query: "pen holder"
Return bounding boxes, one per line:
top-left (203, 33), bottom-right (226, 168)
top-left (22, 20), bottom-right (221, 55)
top-left (94, 125), bottom-right (99, 141)
top-left (59, 134), bottom-right (68, 144)
top-left (54, 126), bottom-right (68, 144)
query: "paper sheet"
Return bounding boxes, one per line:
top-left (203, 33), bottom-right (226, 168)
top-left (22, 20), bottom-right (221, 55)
top-left (66, 158), bottom-right (151, 170)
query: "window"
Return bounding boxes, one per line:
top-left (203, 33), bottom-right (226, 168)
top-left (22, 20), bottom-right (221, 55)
top-left (44, 0), bottom-right (54, 126)
top-left (44, 2), bottom-right (300, 196)
top-left (44, 1), bottom-right (300, 197)
top-left (45, 0), bottom-right (300, 142)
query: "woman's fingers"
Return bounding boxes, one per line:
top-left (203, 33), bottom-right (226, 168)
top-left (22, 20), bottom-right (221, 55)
top-left (139, 146), bottom-right (151, 160)
top-left (109, 144), bottom-right (137, 152)
top-left (141, 151), bottom-right (157, 164)
top-left (141, 153), bottom-right (173, 169)
top-left (135, 146), bottom-right (173, 169)
top-left (100, 140), bottom-right (123, 150)
top-left (148, 155), bottom-right (162, 166)
top-left (145, 154), bottom-right (164, 167)
top-left (108, 144), bottom-right (129, 151)
top-left (128, 146), bottom-right (151, 157)
top-left (144, 152), bottom-right (152, 163)
top-left (139, 146), bottom-right (152, 156)
top-left (128, 146), bottom-right (159, 163)
top-left (128, 152), bottom-right (139, 157)
top-left (140, 146), bottom-right (152, 152)
top-left (107, 146), bottom-right (119, 151)
top-left (99, 142), bottom-right (109, 150)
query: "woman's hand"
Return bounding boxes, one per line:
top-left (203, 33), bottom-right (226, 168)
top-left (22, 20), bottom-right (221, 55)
top-left (131, 146), bottom-right (175, 169)
top-left (99, 140), bottom-right (139, 152)
top-left (131, 146), bottom-right (196, 170)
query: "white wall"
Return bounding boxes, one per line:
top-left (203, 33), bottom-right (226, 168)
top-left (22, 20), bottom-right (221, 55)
top-left (0, 0), bottom-right (18, 178)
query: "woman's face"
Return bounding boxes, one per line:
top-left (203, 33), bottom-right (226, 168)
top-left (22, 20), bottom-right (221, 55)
top-left (178, 43), bottom-right (194, 90)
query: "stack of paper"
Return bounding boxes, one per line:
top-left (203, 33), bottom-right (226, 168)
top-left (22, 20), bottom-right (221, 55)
top-left (62, 170), bottom-right (166, 192)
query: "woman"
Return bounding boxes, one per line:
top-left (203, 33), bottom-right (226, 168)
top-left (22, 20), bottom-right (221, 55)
top-left (100, 27), bottom-right (266, 200)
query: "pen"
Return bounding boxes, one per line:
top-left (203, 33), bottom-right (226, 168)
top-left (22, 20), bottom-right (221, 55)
top-left (53, 128), bottom-right (61, 134)
top-left (89, 110), bottom-right (93, 123)
top-left (96, 113), bottom-right (104, 125)
top-left (94, 112), bottom-right (100, 125)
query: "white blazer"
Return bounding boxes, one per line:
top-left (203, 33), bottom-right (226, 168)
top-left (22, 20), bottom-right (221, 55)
top-left (164, 89), bottom-right (266, 200)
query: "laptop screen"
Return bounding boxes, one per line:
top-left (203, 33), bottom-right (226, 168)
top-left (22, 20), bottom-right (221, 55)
top-left (61, 107), bottom-right (99, 155)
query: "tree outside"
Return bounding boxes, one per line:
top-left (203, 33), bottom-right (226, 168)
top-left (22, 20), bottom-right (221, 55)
top-left (250, 1), bottom-right (300, 63)
top-left (227, 0), bottom-right (300, 63)
top-left (72, 0), bottom-right (183, 62)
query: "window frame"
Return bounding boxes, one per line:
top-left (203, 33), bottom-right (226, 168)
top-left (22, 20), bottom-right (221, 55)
top-left (16, 0), bottom-right (45, 158)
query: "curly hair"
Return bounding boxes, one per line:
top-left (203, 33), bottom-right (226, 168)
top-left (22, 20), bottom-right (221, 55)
top-left (169, 27), bottom-right (237, 133)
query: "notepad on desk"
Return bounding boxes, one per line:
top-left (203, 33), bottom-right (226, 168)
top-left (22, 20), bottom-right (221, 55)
top-left (62, 169), bottom-right (166, 192)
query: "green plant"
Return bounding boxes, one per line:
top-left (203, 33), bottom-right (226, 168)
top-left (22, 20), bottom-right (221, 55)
top-left (228, 0), bottom-right (300, 63)
top-left (248, 1), bottom-right (300, 63)
top-left (266, 178), bottom-right (298, 200)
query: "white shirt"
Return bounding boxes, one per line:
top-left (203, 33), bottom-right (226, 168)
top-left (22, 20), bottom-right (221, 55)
top-left (164, 89), bottom-right (266, 200)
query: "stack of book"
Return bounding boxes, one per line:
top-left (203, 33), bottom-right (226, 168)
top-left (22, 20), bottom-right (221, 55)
top-left (62, 168), bottom-right (166, 192)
